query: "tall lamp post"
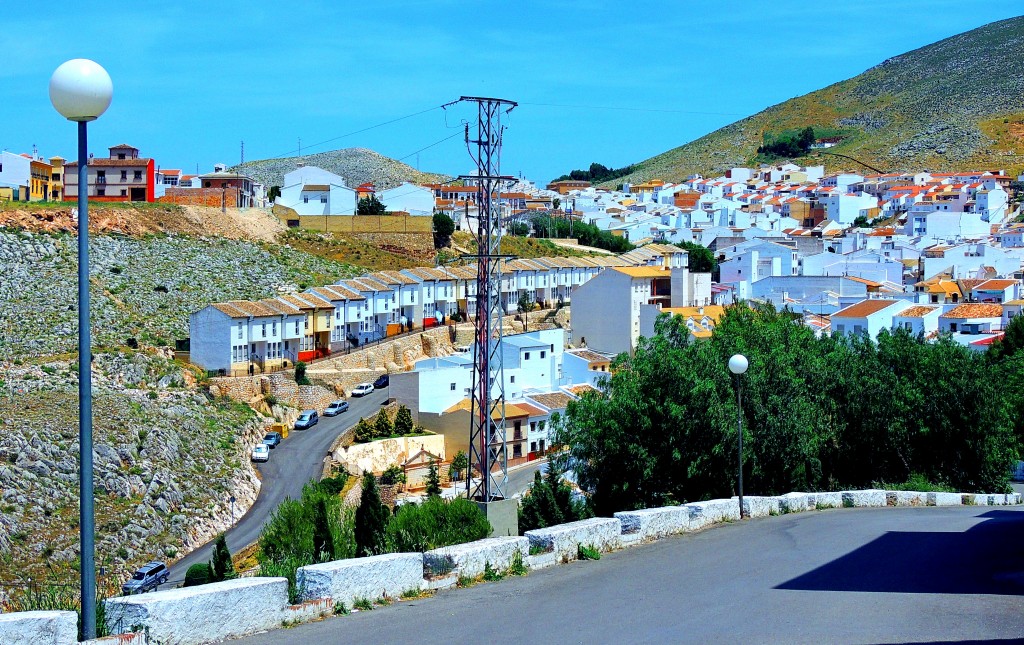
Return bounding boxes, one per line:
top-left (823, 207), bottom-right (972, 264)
top-left (728, 354), bottom-right (748, 519)
top-left (49, 58), bottom-right (113, 641)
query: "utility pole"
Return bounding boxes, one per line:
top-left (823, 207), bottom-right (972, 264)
top-left (240, 140), bottom-right (244, 165)
top-left (449, 96), bottom-right (517, 516)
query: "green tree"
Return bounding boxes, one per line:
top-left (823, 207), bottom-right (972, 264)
top-left (519, 462), bottom-right (592, 533)
top-left (311, 496), bottom-right (335, 561)
top-left (380, 465), bottom-right (407, 486)
top-left (425, 459), bottom-right (442, 497)
top-left (268, 185), bottom-right (282, 202)
top-left (209, 533), bottom-right (235, 582)
top-left (517, 292), bottom-right (534, 331)
top-left (373, 409), bottom-right (393, 438)
top-left (448, 450), bottom-right (469, 481)
top-left (357, 194), bottom-right (387, 215)
top-left (354, 472), bottom-right (390, 557)
top-left (353, 417), bottom-right (373, 443)
top-left (394, 405), bottom-right (414, 436)
top-left (988, 314), bottom-right (1024, 363)
top-left (552, 197), bottom-right (561, 211)
top-left (433, 212), bottom-right (455, 248)
top-left (677, 241), bottom-right (716, 273)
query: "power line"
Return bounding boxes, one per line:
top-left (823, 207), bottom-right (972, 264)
top-left (396, 131), bottom-right (464, 163)
top-left (518, 101), bottom-right (747, 117)
top-left (257, 105), bottom-right (445, 162)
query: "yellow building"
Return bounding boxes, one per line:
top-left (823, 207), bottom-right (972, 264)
top-left (29, 157), bottom-right (52, 202)
top-left (48, 156), bottom-right (65, 201)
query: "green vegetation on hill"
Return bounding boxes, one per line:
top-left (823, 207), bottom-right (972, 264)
top-left (554, 305), bottom-right (1022, 516)
top-left (610, 16), bottom-right (1024, 184)
top-left (553, 162), bottom-right (635, 184)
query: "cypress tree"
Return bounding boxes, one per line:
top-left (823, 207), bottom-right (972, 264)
top-left (311, 496), bottom-right (335, 561)
top-left (373, 409), bottom-right (393, 438)
top-left (425, 459), bottom-right (442, 497)
top-left (209, 533), bottom-right (235, 582)
top-left (353, 417), bottom-right (373, 443)
top-left (394, 405), bottom-right (414, 436)
top-left (354, 472), bottom-right (390, 557)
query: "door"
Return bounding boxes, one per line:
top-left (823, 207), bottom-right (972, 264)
top-left (130, 187), bottom-right (146, 201)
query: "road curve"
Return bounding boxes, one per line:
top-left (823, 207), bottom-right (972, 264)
top-left (164, 389), bottom-right (390, 585)
top-left (236, 505), bottom-right (1024, 644)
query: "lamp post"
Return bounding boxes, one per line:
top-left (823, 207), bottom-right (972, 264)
top-left (49, 58), bottom-right (113, 641)
top-left (728, 354), bottom-right (748, 519)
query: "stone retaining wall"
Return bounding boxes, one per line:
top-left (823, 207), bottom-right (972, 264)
top-left (3, 488), bottom-right (1020, 645)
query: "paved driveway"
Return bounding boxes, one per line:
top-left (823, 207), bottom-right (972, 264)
top-left (234, 505), bottom-right (1024, 644)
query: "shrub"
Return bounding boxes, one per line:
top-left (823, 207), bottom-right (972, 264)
top-left (578, 544), bottom-right (601, 561)
top-left (518, 467), bottom-right (591, 533)
top-left (294, 362), bottom-right (310, 386)
top-left (380, 465), bottom-right (406, 487)
top-left (482, 561), bottom-right (504, 582)
top-left (385, 496), bottom-right (491, 553)
top-left (425, 459), bottom-right (442, 497)
top-left (353, 417), bottom-right (373, 443)
top-left (508, 550), bottom-right (528, 576)
top-left (319, 471), bottom-right (349, 495)
top-left (448, 450), bottom-right (469, 482)
top-left (264, 394), bottom-right (279, 407)
top-left (183, 563), bottom-right (213, 587)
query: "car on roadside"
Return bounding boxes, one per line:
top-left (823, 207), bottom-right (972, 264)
top-left (262, 432), bottom-right (282, 448)
top-left (122, 561), bottom-right (169, 595)
top-left (351, 383), bottom-right (374, 397)
top-left (294, 410), bottom-right (319, 430)
top-left (251, 444), bottom-right (270, 462)
top-left (324, 400), bottom-right (350, 416)
top-left (373, 374), bottom-right (389, 389)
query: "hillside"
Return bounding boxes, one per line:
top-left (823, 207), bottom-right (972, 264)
top-left (232, 147), bottom-right (451, 191)
top-left (610, 16), bottom-right (1024, 184)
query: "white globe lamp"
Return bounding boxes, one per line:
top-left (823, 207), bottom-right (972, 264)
top-left (49, 59), bottom-right (113, 122)
top-left (728, 353), bottom-right (748, 375)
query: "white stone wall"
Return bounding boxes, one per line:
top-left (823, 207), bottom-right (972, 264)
top-left (104, 577), bottom-right (288, 645)
top-left (841, 489), bottom-right (887, 507)
top-left (614, 505), bottom-right (690, 541)
top-left (424, 536), bottom-right (529, 578)
top-left (297, 552), bottom-right (423, 607)
top-left (686, 498), bottom-right (740, 530)
top-left (887, 491), bottom-right (928, 506)
top-left (0, 611), bottom-right (78, 645)
top-left (524, 517), bottom-right (621, 561)
top-left (929, 492), bottom-right (963, 506)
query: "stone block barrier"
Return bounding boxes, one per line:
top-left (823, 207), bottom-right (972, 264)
top-left (2, 489), bottom-right (1020, 645)
top-left (0, 610), bottom-right (78, 645)
top-left (424, 536), bottom-right (529, 579)
top-left (297, 552), bottom-right (423, 607)
top-left (524, 517), bottom-right (621, 561)
top-left (615, 505), bottom-right (691, 540)
top-left (103, 577), bottom-right (288, 645)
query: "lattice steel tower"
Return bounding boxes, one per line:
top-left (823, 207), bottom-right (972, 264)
top-left (454, 96), bottom-right (517, 502)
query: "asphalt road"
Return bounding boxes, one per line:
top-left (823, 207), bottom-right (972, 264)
top-left (164, 388), bottom-right (390, 586)
top-left (236, 505), bottom-right (1024, 644)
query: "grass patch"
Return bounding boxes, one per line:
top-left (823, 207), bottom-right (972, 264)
top-left (353, 597), bottom-right (374, 611)
top-left (482, 561), bottom-right (504, 582)
top-left (874, 473), bottom-right (956, 493)
top-left (577, 544), bottom-right (601, 561)
top-left (507, 550), bottom-right (528, 577)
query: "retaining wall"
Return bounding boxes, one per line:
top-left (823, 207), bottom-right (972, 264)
top-left (2, 489), bottom-right (1020, 645)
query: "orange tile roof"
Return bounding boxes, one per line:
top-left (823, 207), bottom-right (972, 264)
top-left (896, 306), bottom-right (938, 318)
top-left (611, 266), bottom-right (670, 279)
top-left (975, 279), bottom-right (1017, 291)
top-left (941, 304), bottom-right (1004, 319)
top-left (833, 299), bottom-right (903, 319)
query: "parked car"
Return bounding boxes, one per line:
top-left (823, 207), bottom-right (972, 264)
top-left (122, 561), bottom-right (169, 595)
top-left (324, 400), bottom-right (350, 416)
top-left (294, 410), bottom-right (319, 430)
top-left (262, 432), bottom-right (282, 448)
top-left (351, 383), bottom-right (374, 397)
top-left (251, 444), bottom-right (270, 462)
top-left (373, 374), bottom-right (390, 389)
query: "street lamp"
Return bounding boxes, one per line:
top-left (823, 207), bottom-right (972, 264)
top-left (49, 58), bottom-right (113, 641)
top-left (728, 354), bottom-right (748, 519)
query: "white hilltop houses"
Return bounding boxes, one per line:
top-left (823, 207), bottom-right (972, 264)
top-left (274, 165), bottom-right (356, 215)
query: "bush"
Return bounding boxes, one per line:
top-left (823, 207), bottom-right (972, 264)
top-left (448, 450), bottom-right (469, 481)
top-left (209, 533), bottom-right (235, 582)
top-left (319, 471), bottom-right (349, 495)
top-left (373, 409), bottom-right (393, 438)
top-left (385, 496), bottom-right (491, 553)
top-left (518, 468), bottom-right (590, 533)
top-left (380, 465), bottom-right (406, 486)
top-left (353, 417), bottom-right (373, 443)
top-left (294, 361), bottom-right (310, 386)
top-left (183, 563), bottom-right (213, 587)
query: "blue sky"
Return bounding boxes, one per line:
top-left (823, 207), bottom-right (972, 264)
top-left (3, 2), bottom-right (1020, 184)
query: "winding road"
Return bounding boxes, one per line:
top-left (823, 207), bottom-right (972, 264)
top-left (165, 389), bottom-right (390, 586)
top-left (237, 505), bottom-right (1024, 644)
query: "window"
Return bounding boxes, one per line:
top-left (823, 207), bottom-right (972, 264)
top-left (120, 189), bottom-right (127, 196)
top-left (949, 323), bottom-right (957, 332)
top-left (450, 383), bottom-right (456, 391)
top-left (540, 351), bottom-right (546, 359)
top-left (261, 323), bottom-right (266, 337)
top-left (320, 196), bottom-right (327, 203)
top-left (237, 322), bottom-right (243, 339)
top-left (97, 188), bottom-right (105, 196)
top-left (272, 321), bottom-right (277, 335)
top-left (524, 352), bottom-right (530, 360)
top-left (120, 170), bottom-right (127, 181)
top-left (303, 196), bottom-right (309, 203)
top-left (134, 171), bottom-right (142, 181)
top-left (294, 321), bottom-right (300, 334)
top-left (510, 375), bottom-right (515, 383)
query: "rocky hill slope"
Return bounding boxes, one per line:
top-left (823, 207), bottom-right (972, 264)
top-left (232, 147), bottom-right (451, 191)
top-left (0, 351), bottom-right (265, 599)
top-left (610, 16), bottom-right (1024, 184)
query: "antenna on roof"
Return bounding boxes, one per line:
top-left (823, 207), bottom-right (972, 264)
top-left (240, 140), bottom-right (245, 165)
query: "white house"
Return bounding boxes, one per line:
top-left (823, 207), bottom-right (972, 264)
top-left (830, 299), bottom-right (913, 340)
top-left (378, 182), bottom-right (434, 216)
top-left (275, 165), bottom-right (356, 215)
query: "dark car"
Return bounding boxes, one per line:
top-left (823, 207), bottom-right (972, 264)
top-left (294, 410), bottom-right (319, 430)
top-left (263, 432), bottom-right (282, 448)
top-left (122, 561), bottom-right (169, 595)
top-left (373, 374), bottom-right (389, 389)
top-left (324, 400), bottom-right (350, 416)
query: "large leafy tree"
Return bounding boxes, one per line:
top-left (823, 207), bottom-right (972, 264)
top-left (357, 194), bottom-right (387, 215)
